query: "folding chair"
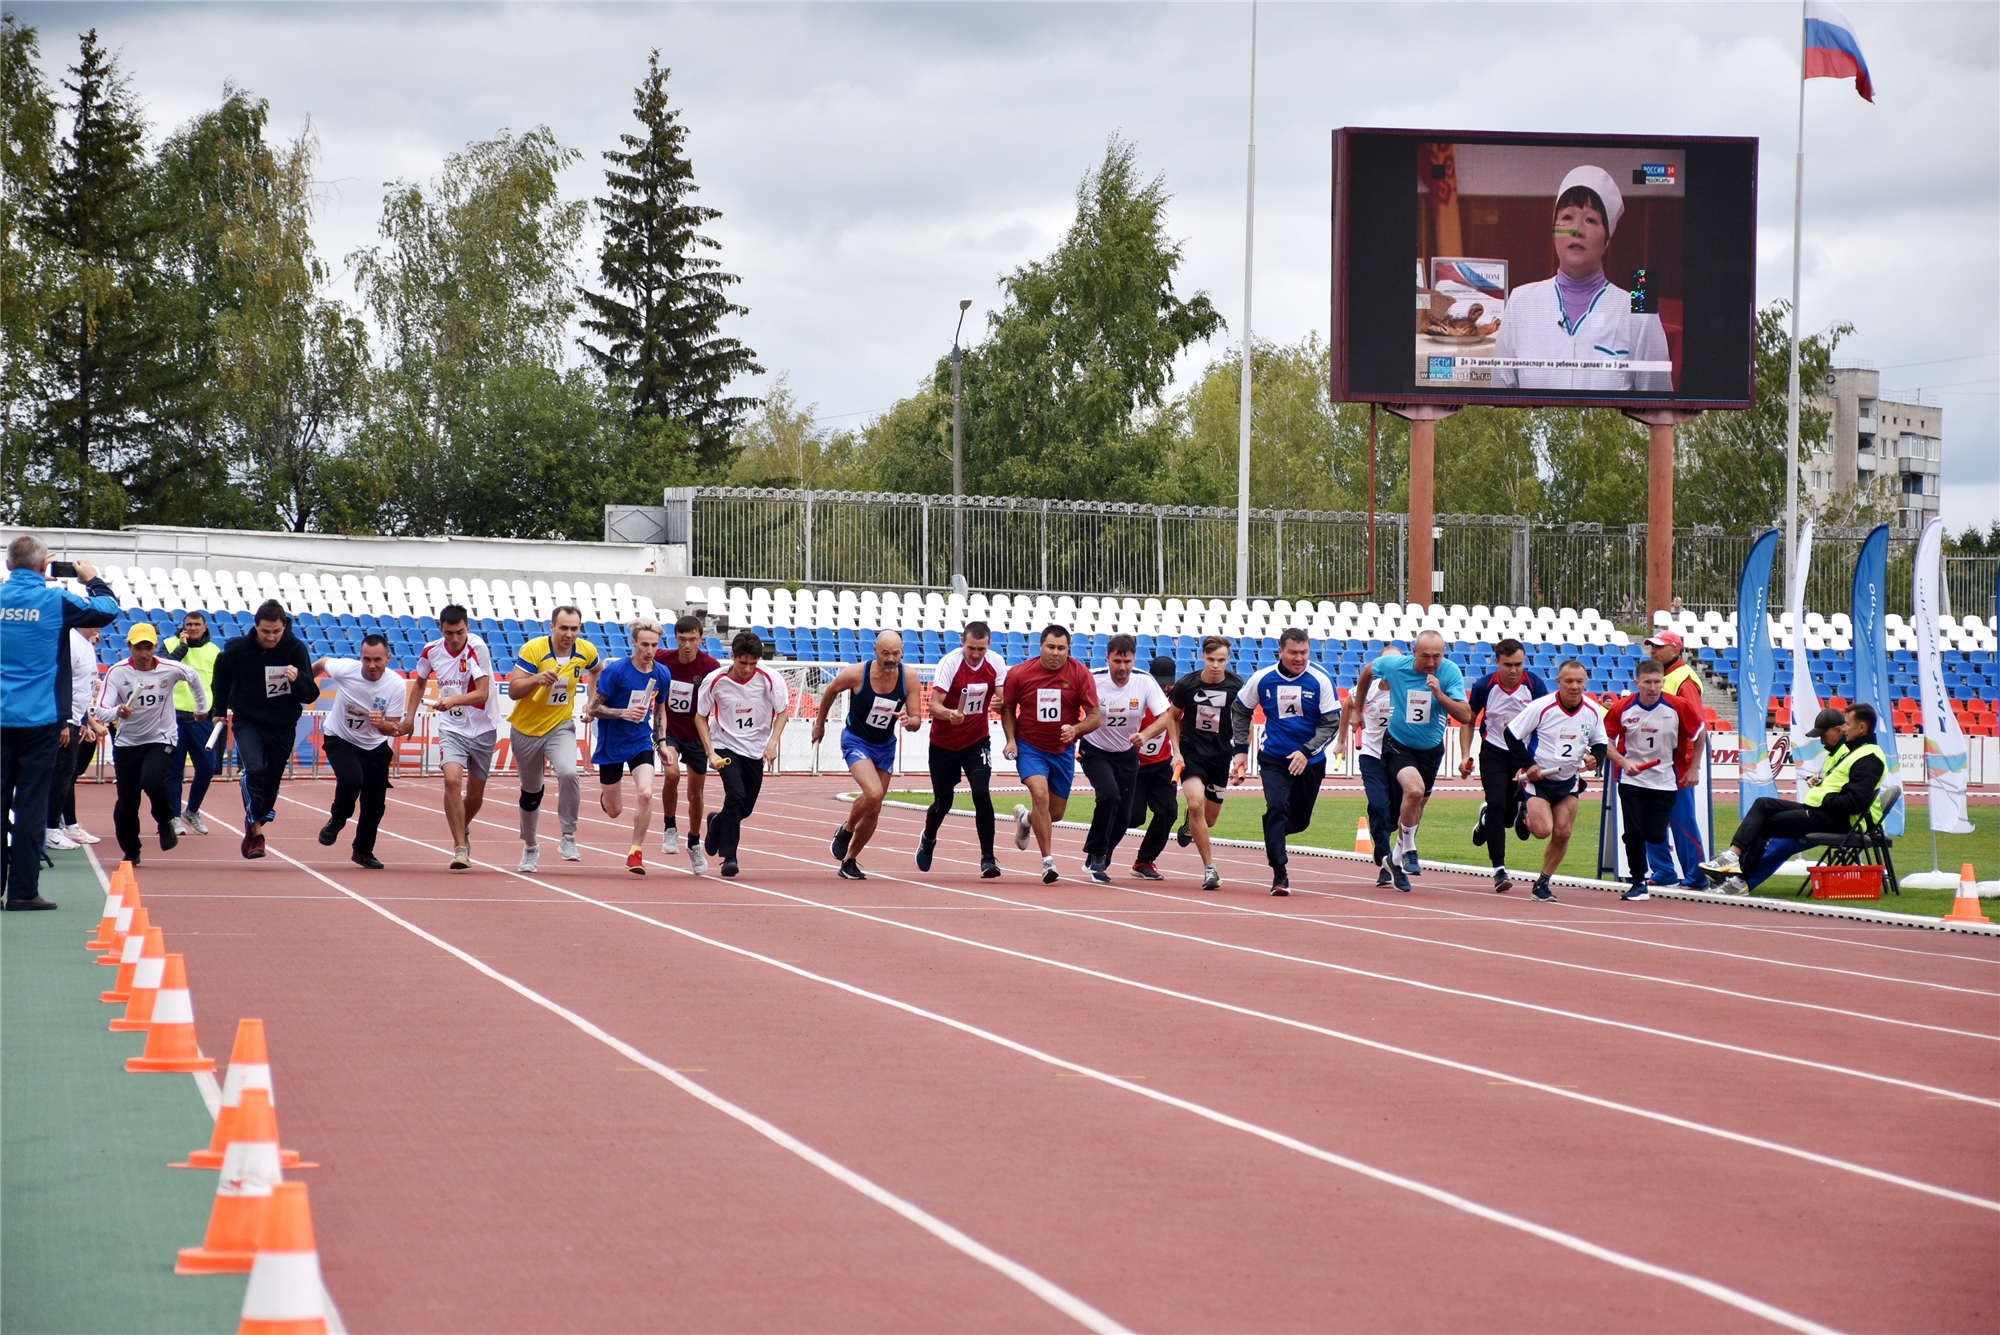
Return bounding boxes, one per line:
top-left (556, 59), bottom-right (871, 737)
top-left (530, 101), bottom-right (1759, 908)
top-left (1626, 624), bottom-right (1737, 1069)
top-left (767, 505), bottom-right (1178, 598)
top-left (1798, 778), bottom-right (1901, 896)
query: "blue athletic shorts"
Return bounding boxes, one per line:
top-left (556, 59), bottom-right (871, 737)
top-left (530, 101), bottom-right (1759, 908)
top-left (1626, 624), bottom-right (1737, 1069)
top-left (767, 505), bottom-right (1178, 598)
top-left (841, 728), bottom-right (898, 774)
top-left (1015, 739), bottom-right (1076, 801)
top-left (1527, 774), bottom-right (1587, 806)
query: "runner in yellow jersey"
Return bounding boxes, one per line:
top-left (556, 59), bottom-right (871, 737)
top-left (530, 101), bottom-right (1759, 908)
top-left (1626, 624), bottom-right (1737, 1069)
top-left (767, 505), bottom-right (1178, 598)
top-left (507, 606), bottom-right (600, 872)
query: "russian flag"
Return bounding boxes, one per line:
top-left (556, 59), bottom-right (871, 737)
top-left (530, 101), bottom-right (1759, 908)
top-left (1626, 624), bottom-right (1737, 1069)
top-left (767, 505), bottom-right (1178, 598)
top-left (1803, 0), bottom-right (1874, 102)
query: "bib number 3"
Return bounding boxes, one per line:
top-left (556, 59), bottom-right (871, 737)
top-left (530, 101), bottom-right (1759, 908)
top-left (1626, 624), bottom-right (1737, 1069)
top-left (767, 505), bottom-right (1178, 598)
top-left (1404, 689), bottom-right (1432, 726)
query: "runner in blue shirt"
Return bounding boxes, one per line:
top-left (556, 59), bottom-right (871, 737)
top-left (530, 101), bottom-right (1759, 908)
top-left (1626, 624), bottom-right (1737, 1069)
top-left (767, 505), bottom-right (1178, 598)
top-left (1229, 629), bottom-right (1342, 895)
top-left (1343, 630), bottom-right (1472, 891)
top-left (587, 620), bottom-right (675, 875)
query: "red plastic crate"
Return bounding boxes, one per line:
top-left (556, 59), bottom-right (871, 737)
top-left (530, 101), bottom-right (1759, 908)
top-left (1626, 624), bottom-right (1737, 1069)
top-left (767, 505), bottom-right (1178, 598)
top-left (1810, 865), bottom-right (1884, 900)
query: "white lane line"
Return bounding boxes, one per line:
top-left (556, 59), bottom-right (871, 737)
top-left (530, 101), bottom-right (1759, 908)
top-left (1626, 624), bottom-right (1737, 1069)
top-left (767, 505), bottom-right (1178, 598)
top-left (230, 816), bottom-right (1128, 1335)
top-left (320, 809), bottom-right (1840, 1335)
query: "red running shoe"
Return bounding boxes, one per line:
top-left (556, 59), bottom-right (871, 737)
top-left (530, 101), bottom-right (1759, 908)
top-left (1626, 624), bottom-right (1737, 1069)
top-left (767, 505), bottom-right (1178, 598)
top-left (626, 848), bottom-right (645, 875)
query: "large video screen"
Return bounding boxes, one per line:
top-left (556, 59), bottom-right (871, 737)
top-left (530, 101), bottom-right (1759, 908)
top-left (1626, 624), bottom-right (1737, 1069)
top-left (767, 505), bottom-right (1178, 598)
top-left (1331, 129), bottom-right (1758, 409)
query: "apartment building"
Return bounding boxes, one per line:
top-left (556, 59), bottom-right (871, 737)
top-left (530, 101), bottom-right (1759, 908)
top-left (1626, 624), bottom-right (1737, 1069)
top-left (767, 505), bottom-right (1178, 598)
top-left (1810, 365), bottom-right (1943, 532)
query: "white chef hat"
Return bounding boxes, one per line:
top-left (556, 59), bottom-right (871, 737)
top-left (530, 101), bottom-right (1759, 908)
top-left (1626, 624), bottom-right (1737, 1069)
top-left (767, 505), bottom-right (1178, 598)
top-left (1556, 165), bottom-right (1624, 236)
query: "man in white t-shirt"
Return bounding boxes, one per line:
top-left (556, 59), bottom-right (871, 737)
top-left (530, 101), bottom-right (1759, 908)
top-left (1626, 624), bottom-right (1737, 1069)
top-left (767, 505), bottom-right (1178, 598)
top-left (1503, 659), bottom-right (1609, 902)
top-left (1343, 652), bottom-right (1399, 886)
top-left (407, 605), bottom-right (495, 870)
top-left (312, 636), bottom-right (408, 869)
top-left (94, 623), bottom-right (208, 864)
top-left (1077, 634), bottom-right (1172, 883)
top-left (693, 630), bottom-right (791, 879)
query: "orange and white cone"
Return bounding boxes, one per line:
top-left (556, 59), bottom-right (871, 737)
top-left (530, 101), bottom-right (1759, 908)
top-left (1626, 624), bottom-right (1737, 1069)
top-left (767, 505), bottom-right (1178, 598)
top-left (110, 927), bottom-right (168, 1033)
top-left (177, 1088), bottom-right (282, 1273)
top-left (100, 907), bottom-right (153, 1003)
top-left (126, 954), bottom-right (215, 1073)
top-left (1942, 863), bottom-right (1991, 925)
top-left (97, 885), bottom-right (144, 966)
top-left (238, 1182), bottom-right (328, 1334)
top-left (88, 874), bottom-right (126, 951)
top-left (176, 1019), bottom-right (311, 1170)
top-left (1354, 817), bottom-right (1373, 857)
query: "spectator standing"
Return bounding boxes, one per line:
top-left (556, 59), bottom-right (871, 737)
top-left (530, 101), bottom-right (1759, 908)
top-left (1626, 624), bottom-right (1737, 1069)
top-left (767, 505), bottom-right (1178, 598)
top-left (163, 611), bottom-right (223, 836)
top-left (46, 626), bottom-right (104, 850)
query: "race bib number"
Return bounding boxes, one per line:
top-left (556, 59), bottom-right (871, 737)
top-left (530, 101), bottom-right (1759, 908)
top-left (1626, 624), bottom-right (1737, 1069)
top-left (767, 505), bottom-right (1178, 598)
top-left (1195, 703), bottom-right (1220, 732)
top-left (1404, 689), bottom-right (1432, 726)
top-left (732, 704), bottom-right (757, 732)
top-left (344, 704), bottom-right (370, 731)
top-left (1635, 727), bottom-right (1657, 752)
top-left (959, 683), bottom-right (988, 715)
top-left (131, 688), bottom-right (161, 712)
top-left (264, 666), bottom-right (291, 699)
top-left (864, 697), bottom-right (897, 730)
top-left (1276, 685), bottom-right (1303, 719)
top-left (1140, 732), bottom-right (1165, 758)
top-left (1035, 688), bottom-right (1063, 724)
top-left (447, 704), bottom-right (467, 721)
top-left (547, 676), bottom-right (571, 707)
top-left (667, 679), bottom-right (694, 713)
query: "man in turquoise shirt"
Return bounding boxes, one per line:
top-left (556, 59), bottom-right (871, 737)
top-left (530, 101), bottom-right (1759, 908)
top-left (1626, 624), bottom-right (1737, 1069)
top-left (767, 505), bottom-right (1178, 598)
top-left (1342, 629), bottom-right (1471, 891)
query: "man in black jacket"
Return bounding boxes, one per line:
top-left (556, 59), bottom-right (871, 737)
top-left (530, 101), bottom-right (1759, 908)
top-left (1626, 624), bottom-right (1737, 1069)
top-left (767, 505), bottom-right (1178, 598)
top-left (210, 600), bottom-right (319, 859)
top-left (1700, 704), bottom-right (1887, 894)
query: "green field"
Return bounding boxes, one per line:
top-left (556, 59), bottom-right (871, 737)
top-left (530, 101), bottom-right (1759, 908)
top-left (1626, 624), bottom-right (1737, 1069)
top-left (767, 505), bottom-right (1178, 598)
top-left (888, 788), bottom-right (1998, 920)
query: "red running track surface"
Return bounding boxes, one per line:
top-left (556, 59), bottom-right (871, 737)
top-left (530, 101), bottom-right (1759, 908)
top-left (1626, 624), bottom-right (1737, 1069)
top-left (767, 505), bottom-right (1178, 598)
top-left (75, 773), bottom-right (1999, 1333)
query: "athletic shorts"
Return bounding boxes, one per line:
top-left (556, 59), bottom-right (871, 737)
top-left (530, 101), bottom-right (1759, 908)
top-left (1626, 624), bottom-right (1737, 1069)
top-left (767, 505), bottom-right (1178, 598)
top-left (661, 735), bottom-right (708, 774)
top-left (1382, 739), bottom-right (1445, 797)
top-left (440, 729), bottom-right (496, 781)
top-left (840, 728), bottom-right (898, 775)
top-left (597, 751), bottom-right (657, 785)
top-left (1526, 774), bottom-right (1586, 806)
top-left (1179, 751), bottom-right (1233, 805)
top-left (1015, 739), bottom-right (1076, 801)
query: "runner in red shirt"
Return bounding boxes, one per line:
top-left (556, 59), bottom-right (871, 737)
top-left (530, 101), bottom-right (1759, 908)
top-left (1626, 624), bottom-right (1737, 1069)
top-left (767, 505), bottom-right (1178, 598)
top-left (659, 615), bottom-right (721, 874)
top-left (918, 621), bottom-right (1008, 877)
top-left (999, 624), bottom-right (1100, 883)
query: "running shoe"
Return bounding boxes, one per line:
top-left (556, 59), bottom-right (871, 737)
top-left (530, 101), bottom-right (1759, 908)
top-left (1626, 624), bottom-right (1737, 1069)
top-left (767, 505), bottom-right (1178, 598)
top-left (158, 823), bottom-right (178, 852)
top-left (3, 897), bottom-right (57, 910)
top-left (1698, 851), bottom-right (1741, 879)
top-left (1201, 866), bottom-right (1221, 892)
top-left (1270, 872), bottom-right (1290, 897)
top-left (451, 844), bottom-right (471, 871)
top-left (1401, 848), bottom-right (1421, 876)
top-left (915, 831), bottom-right (936, 872)
top-left (662, 824), bottom-right (680, 855)
top-left (1131, 862), bottom-right (1164, 881)
top-left (184, 811), bottom-right (209, 836)
top-left (1041, 857), bottom-right (1058, 884)
top-left (1090, 867), bottom-right (1111, 884)
top-left (1013, 805), bottom-right (1031, 850)
top-left (317, 820), bottom-right (339, 847)
top-left (241, 833), bottom-right (262, 860)
top-left (1621, 884), bottom-right (1651, 902)
top-left (65, 824), bottom-right (100, 844)
top-left (1717, 875), bottom-right (1749, 895)
top-left (689, 844), bottom-right (709, 876)
top-left (1175, 822), bottom-right (1192, 848)
top-left (518, 844), bottom-right (540, 873)
top-left (1390, 864), bottom-right (1412, 893)
top-left (703, 813), bottom-right (716, 856)
top-left (1470, 803), bottom-right (1488, 847)
top-left (838, 859), bottom-right (866, 881)
top-left (979, 857), bottom-right (1001, 879)
top-left (351, 852), bottom-right (385, 870)
top-left (831, 826), bottom-right (853, 860)
top-left (1493, 868), bottom-right (1513, 894)
top-left (1514, 812), bottom-right (1530, 843)
top-left (626, 848), bottom-right (646, 875)
top-left (44, 827), bottom-right (77, 851)
top-left (721, 859), bottom-right (740, 878)
top-left (170, 816), bottom-right (188, 838)
top-left (1375, 864), bottom-right (1393, 888)
top-left (1531, 878), bottom-right (1557, 902)
top-left (559, 833), bottom-right (579, 862)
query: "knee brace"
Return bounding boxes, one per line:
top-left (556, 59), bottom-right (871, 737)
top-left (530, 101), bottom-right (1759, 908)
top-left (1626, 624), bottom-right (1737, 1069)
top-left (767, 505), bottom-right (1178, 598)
top-left (519, 788), bottom-right (545, 811)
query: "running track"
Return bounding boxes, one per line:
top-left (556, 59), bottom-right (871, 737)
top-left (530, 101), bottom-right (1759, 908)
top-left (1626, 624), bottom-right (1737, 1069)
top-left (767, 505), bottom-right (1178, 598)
top-left (82, 775), bottom-right (1999, 1333)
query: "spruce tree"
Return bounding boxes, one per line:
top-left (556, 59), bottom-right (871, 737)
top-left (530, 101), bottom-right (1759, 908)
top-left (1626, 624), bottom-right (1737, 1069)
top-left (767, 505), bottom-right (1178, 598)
top-left (582, 51), bottom-right (759, 473)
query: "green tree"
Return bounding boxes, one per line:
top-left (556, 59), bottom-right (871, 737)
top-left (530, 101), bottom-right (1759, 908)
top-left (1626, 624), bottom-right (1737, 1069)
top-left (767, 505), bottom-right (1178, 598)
top-left (583, 51), bottom-right (759, 474)
top-left (948, 137), bottom-right (1222, 500)
top-left (726, 373), bottom-right (863, 490)
top-left (0, 13), bottom-right (56, 514)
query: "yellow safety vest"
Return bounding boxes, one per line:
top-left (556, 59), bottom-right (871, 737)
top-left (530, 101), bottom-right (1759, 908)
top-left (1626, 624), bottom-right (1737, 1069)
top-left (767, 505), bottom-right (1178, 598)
top-left (163, 637), bottom-right (219, 713)
top-left (1662, 661), bottom-right (1699, 700)
top-left (1803, 741), bottom-right (1886, 827)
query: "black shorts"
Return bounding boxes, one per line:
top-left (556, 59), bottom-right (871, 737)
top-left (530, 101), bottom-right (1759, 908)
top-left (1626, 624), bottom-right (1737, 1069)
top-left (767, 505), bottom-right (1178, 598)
top-left (1180, 751), bottom-right (1233, 805)
top-left (1526, 774), bottom-right (1586, 806)
top-left (598, 751), bottom-right (657, 785)
top-left (660, 736), bottom-right (708, 774)
top-left (1382, 739), bottom-right (1445, 797)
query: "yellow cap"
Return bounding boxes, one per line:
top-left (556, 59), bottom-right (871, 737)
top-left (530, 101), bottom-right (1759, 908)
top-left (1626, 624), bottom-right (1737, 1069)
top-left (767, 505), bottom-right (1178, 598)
top-left (126, 623), bottom-right (159, 646)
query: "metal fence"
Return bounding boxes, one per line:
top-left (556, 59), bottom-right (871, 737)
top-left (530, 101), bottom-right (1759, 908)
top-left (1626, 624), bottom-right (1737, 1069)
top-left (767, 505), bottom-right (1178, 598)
top-left (688, 487), bottom-right (1999, 622)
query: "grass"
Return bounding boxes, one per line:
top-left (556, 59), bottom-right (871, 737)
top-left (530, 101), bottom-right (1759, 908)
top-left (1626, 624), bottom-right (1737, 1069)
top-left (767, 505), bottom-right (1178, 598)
top-left (887, 787), bottom-right (1998, 920)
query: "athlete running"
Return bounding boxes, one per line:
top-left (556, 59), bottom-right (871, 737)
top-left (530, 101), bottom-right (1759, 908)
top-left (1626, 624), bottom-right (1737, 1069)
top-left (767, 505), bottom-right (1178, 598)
top-left (1078, 634), bottom-right (1172, 884)
top-left (1125, 656), bottom-right (1180, 881)
top-left (1343, 629), bottom-right (1471, 892)
top-left (312, 636), bottom-right (409, 870)
top-left (589, 619), bottom-right (675, 875)
top-left (94, 624), bottom-right (208, 864)
top-left (1343, 645), bottom-right (1399, 886)
top-left (1644, 630), bottom-right (1710, 887)
top-left (1230, 629), bottom-right (1341, 895)
top-left (658, 615), bottom-right (721, 874)
top-left (919, 621), bottom-right (1007, 877)
top-left (1604, 657), bottom-right (1702, 902)
top-left (1167, 636), bottom-right (1244, 892)
top-left (1457, 638), bottom-right (1548, 893)
top-left (998, 624), bottom-right (1100, 884)
top-left (1504, 659), bottom-right (1609, 902)
top-left (815, 630), bottom-right (921, 880)
top-left (694, 631), bottom-right (791, 878)
top-left (507, 606), bottom-right (599, 873)
top-left (407, 604), bottom-right (496, 869)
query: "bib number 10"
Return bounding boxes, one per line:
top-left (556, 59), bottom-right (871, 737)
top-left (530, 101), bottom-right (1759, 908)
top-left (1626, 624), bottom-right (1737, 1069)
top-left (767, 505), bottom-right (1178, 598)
top-left (1035, 688), bottom-right (1063, 724)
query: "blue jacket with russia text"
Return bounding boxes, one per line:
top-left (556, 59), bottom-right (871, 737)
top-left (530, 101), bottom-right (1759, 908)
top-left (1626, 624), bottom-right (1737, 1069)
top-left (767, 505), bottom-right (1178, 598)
top-left (1, 567), bottom-right (119, 728)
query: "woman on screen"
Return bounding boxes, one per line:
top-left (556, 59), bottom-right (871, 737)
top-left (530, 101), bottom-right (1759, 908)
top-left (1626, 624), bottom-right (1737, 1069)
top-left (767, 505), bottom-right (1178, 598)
top-left (1490, 166), bottom-right (1671, 393)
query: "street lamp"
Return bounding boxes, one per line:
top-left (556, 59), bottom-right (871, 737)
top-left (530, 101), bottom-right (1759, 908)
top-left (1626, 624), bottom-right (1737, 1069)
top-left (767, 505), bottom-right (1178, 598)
top-left (951, 298), bottom-right (971, 597)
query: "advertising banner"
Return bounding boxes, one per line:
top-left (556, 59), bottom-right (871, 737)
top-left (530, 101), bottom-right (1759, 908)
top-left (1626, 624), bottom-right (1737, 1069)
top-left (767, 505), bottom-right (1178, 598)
top-left (1848, 523), bottom-right (1902, 833)
top-left (1735, 529), bottom-right (1780, 811)
top-left (1785, 519), bottom-right (1826, 800)
top-left (1913, 520), bottom-right (1974, 834)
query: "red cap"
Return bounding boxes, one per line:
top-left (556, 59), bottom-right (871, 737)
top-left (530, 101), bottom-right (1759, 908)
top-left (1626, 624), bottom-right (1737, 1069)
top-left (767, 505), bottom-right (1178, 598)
top-left (1644, 630), bottom-right (1683, 649)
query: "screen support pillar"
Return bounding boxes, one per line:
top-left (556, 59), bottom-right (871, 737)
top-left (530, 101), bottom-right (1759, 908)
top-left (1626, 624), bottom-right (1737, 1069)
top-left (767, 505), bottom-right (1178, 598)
top-left (1623, 408), bottom-right (1704, 624)
top-left (1383, 404), bottom-right (1460, 608)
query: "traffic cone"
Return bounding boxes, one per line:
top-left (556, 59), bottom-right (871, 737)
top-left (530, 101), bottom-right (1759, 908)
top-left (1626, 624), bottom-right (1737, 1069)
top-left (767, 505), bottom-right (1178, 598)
top-left (98, 884), bottom-right (143, 965)
top-left (1354, 817), bottom-right (1373, 857)
top-left (1942, 864), bottom-right (1991, 925)
top-left (238, 1182), bottom-right (328, 1334)
top-left (110, 928), bottom-right (168, 1033)
top-left (87, 873), bottom-right (126, 951)
top-left (176, 1088), bottom-right (282, 1273)
top-left (176, 1020), bottom-right (311, 1170)
top-left (126, 954), bottom-right (215, 1073)
top-left (100, 908), bottom-right (153, 1003)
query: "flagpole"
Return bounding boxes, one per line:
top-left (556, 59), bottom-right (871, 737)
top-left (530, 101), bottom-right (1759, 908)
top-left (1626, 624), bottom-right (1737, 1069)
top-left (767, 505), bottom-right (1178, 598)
top-left (1783, 0), bottom-right (1807, 599)
top-left (1235, 0), bottom-right (1258, 602)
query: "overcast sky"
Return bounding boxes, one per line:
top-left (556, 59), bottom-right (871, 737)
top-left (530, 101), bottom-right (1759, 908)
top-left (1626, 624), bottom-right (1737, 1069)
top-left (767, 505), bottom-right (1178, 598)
top-left (20, 1), bottom-right (2000, 528)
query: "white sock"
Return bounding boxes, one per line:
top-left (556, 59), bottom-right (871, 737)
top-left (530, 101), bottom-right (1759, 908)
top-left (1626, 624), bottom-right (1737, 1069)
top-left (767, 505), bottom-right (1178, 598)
top-left (1042, 855), bottom-right (1055, 866)
top-left (1397, 825), bottom-right (1417, 856)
